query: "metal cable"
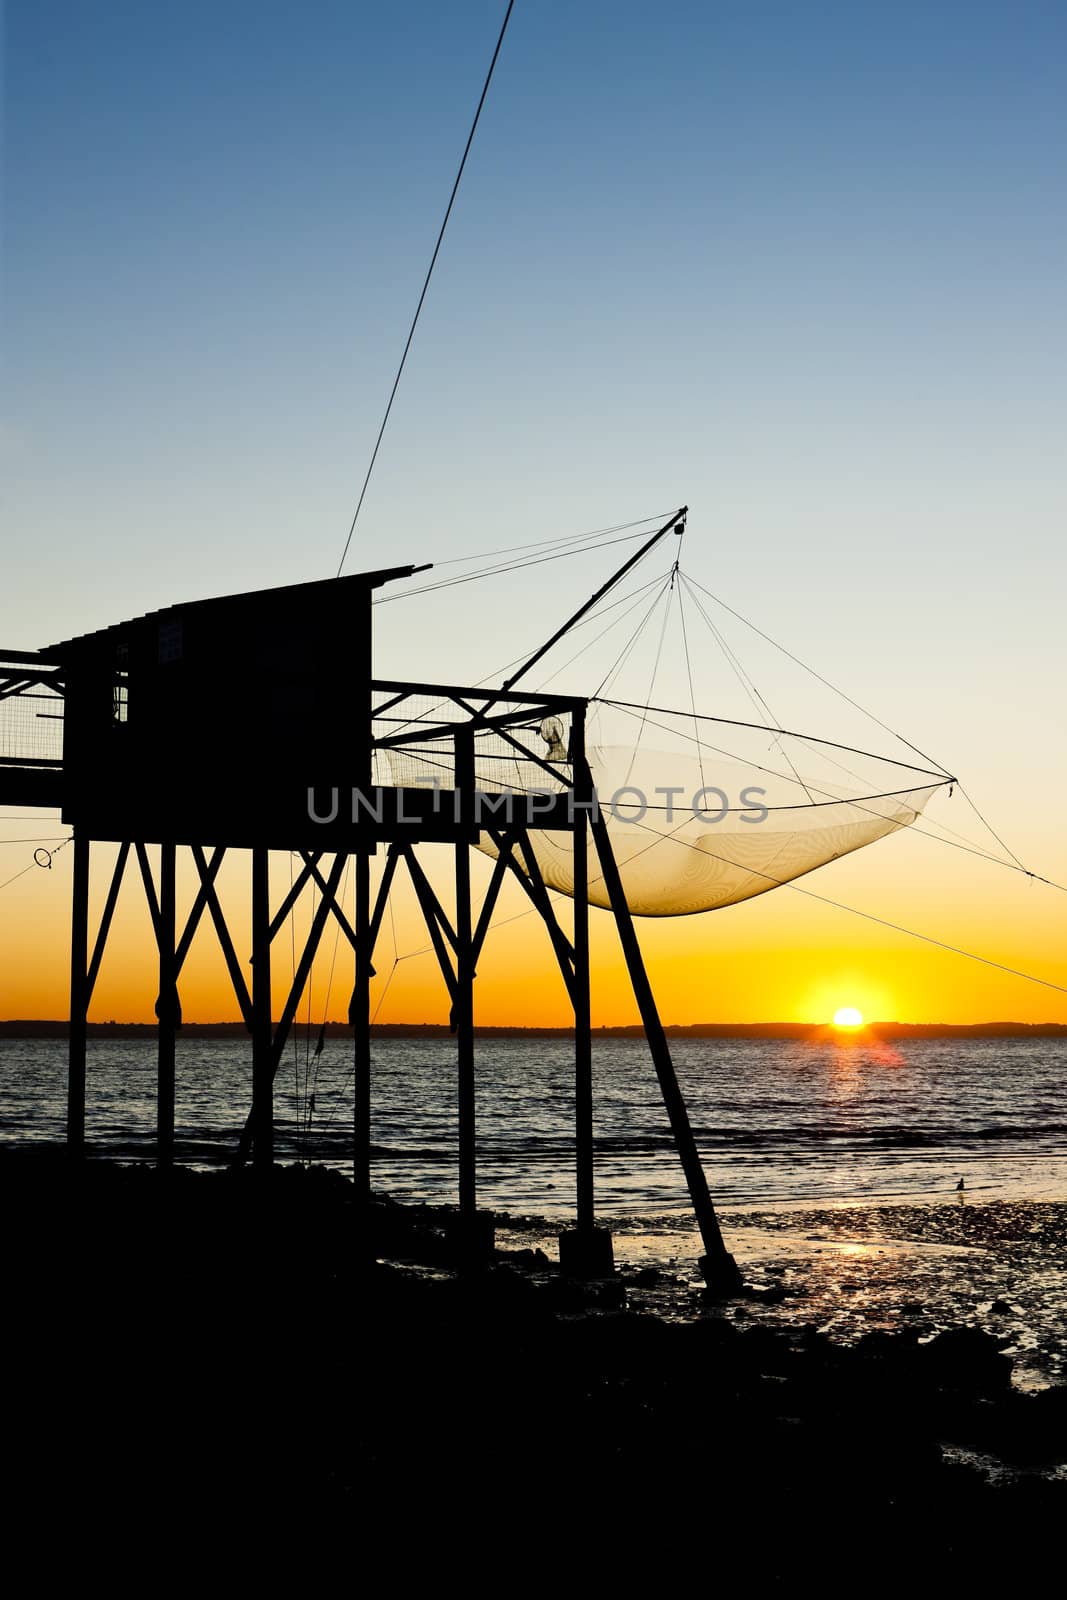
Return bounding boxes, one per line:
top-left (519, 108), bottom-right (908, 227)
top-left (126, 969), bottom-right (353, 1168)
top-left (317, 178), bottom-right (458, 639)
top-left (335, 1), bottom-right (516, 575)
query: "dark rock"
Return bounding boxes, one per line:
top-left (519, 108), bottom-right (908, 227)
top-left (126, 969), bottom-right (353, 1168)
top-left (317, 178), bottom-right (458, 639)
top-left (918, 1327), bottom-right (1013, 1395)
top-left (737, 1325), bottom-right (796, 1376)
top-left (748, 1283), bottom-right (787, 1305)
top-left (509, 1246), bottom-right (554, 1272)
top-left (972, 1387), bottom-right (1067, 1466)
top-left (594, 1279), bottom-right (627, 1310)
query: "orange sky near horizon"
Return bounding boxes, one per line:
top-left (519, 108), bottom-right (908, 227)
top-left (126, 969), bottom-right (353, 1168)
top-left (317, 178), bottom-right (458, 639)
top-left (1, 824), bottom-right (1063, 1029)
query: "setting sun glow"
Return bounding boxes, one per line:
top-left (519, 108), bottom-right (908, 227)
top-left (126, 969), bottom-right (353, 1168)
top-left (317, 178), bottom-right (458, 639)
top-left (832, 1007), bottom-right (864, 1028)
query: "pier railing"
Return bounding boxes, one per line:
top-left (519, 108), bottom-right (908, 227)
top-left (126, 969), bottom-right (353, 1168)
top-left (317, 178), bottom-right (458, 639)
top-left (0, 651), bottom-right (65, 805)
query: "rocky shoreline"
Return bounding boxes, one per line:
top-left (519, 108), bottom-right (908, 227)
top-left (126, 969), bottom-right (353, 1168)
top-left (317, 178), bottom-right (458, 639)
top-left (2, 1153), bottom-right (1064, 1576)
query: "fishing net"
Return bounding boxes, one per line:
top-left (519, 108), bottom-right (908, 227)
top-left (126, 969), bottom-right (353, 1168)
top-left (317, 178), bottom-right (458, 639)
top-left (476, 743), bottom-right (941, 916)
top-left (377, 694), bottom-right (949, 918)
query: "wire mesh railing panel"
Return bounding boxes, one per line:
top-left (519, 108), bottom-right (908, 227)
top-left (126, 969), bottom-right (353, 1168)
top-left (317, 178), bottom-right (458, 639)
top-left (372, 687), bottom-right (577, 798)
top-left (0, 690), bottom-right (64, 764)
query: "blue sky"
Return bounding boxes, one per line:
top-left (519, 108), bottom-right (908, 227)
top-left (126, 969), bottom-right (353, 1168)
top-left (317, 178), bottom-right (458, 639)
top-left (3, 1), bottom-right (1066, 943)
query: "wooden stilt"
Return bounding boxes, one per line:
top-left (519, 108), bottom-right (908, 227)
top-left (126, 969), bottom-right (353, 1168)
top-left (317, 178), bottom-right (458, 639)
top-left (557, 715), bottom-right (615, 1277)
top-left (156, 841), bottom-right (177, 1167)
top-left (454, 728), bottom-right (476, 1221)
top-left (353, 849), bottom-right (372, 1200)
top-left (67, 830), bottom-right (89, 1159)
top-left (572, 712), bottom-right (594, 1234)
top-left (251, 846), bottom-right (273, 1170)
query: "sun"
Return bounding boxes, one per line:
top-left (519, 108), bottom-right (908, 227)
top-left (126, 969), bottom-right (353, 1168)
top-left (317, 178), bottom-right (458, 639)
top-left (832, 1006), bottom-right (864, 1029)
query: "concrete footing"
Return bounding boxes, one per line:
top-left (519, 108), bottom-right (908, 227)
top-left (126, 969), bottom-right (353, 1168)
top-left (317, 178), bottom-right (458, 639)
top-left (699, 1249), bottom-right (744, 1297)
top-left (558, 1226), bottom-right (615, 1279)
top-left (446, 1209), bottom-right (496, 1264)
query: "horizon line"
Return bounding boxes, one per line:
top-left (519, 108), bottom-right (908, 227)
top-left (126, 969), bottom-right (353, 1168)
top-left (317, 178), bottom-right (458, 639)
top-left (2, 1018), bottom-right (1065, 1037)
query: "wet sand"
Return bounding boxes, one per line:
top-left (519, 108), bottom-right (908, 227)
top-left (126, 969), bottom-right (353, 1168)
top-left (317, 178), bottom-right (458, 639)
top-left (499, 1198), bottom-right (1067, 1392)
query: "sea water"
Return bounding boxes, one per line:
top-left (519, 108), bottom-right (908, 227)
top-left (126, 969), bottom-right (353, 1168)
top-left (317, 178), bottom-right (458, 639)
top-left (2, 1034), bottom-right (1064, 1217)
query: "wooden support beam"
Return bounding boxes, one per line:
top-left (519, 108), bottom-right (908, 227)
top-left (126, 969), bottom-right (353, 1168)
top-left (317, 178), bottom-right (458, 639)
top-left (267, 851), bottom-right (323, 944)
top-left (299, 852), bottom-right (358, 951)
top-left (371, 677), bottom-right (579, 711)
top-left (398, 849), bottom-right (458, 952)
top-left (367, 843), bottom-right (399, 950)
top-left (491, 720), bottom-right (574, 790)
top-left (234, 852), bottom-right (348, 1165)
top-left (267, 852), bottom-right (347, 1075)
top-left (85, 842), bottom-right (130, 1003)
top-left (470, 836), bottom-right (513, 967)
top-left (174, 846), bottom-right (225, 975)
top-left (134, 841), bottom-right (162, 940)
top-left (378, 711), bottom-right (567, 794)
top-left (399, 848), bottom-right (458, 998)
top-left (489, 829), bottom-right (577, 1007)
top-left (515, 834), bottom-right (577, 963)
top-left (190, 844), bottom-right (253, 1029)
top-left (582, 759), bottom-right (741, 1293)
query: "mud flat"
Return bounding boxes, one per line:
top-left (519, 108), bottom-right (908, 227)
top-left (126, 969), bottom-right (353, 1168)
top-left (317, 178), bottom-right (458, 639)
top-left (2, 1154), bottom-right (1063, 1578)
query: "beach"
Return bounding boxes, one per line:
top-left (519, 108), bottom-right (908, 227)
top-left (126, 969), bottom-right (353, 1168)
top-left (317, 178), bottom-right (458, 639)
top-left (501, 1197), bottom-right (1067, 1393)
top-left (2, 1152), bottom-right (1063, 1580)
top-left (2, 1033), bottom-right (1065, 1573)
top-left (4, 1033), bottom-right (1065, 1389)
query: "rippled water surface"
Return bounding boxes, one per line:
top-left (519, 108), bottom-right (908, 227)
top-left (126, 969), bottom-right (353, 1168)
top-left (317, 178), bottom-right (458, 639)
top-left (2, 1034), bottom-right (1064, 1215)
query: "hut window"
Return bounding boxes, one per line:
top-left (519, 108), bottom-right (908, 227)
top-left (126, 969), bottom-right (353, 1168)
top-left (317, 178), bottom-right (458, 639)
top-left (112, 644), bottom-right (129, 724)
top-left (112, 674), bottom-right (129, 724)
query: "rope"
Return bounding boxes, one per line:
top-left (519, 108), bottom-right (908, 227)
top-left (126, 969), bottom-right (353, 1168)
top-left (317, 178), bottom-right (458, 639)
top-left (378, 566), bottom-right (672, 747)
top-left (683, 572), bottom-right (955, 780)
top-left (534, 571), bottom-right (671, 691)
top-left (681, 575), bottom-right (1065, 890)
top-left (335, 0), bottom-right (515, 576)
top-left (429, 511), bottom-right (670, 570)
top-left (603, 697), bottom-right (943, 808)
top-left (312, 856), bottom-right (351, 1061)
top-left (599, 699), bottom-right (1067, 891)
top-left (304, 855), bottom-right (353, 1143)
top-left (597, 698), bottom-right (1061, 891)
top-left (679, 571), bottom-right (816, 803)
top-left (372, 527), bottom-right (654, 605)
top-left (593, 575), bottom-right (674, 699)
top-left (595, 697), bottom-right (950, 783)
top-left (0, 835), bottom-right (72, 893)
top-left (621, 578), bottom-right (677, 787)
top-left (956, 783), bottom-right (1031, 875)
top-left (676, 580), bottom-right (706, 790)
top-left (0, 836), bottom-right (70, 845)
top-left (609, 807), bottom-right (1067, 997)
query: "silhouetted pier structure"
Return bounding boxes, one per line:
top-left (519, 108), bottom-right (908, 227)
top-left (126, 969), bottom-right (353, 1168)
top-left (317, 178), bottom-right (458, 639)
top-left (0, 554), bottom-right (739, 1289)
